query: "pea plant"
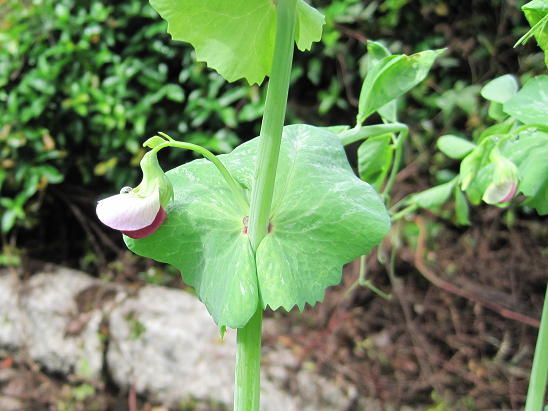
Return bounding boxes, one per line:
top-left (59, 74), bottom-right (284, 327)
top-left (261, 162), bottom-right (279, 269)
top-left (391, 73), bottom-right (548, 222)
top-left (95, 0), bottom-right (548, 410)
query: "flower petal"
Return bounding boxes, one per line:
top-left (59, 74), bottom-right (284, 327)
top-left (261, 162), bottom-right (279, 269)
top-left (483, 181), bottom-right (517, 204)
top-left (499, 181), bottom-right (517, 203)
top-left (96, 189), bottom-right (160, 231)
top-left (123, 208), bottom-right (167, 239)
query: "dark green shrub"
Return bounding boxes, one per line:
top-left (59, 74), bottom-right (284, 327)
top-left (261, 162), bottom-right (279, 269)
top-left (0, 0), bottom-right (263, 234)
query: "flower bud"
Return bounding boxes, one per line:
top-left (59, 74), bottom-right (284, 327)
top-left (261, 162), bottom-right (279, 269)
top-left (482, 150), bottom-right (518, 205)
top-left (96, 151), bottom-right (173, 238)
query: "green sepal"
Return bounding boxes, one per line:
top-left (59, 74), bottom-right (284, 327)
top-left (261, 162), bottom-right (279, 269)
top-left (454, 186), bottom-right (470, 226)
top-left (133, 151), bottom-right (174, 207)
top-left (143, 136), bottom-right (168, 149)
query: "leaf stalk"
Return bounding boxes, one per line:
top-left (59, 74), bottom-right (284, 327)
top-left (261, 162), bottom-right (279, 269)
top-left (152, 138), bottom-right (249, 211)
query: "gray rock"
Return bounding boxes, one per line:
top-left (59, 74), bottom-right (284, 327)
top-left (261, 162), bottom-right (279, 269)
top-left (1, 268), bottom-right (360, 410)
top-left (107, 285), bottom-right (357, 410)
top-left (21, 269), bottom-right (105, 377)
top-left (107, 284), bottom-right (236, 407)
top-left (0, 394), bottom-right (23, 411)
top-left (0, 268), bottom-right (120, 378)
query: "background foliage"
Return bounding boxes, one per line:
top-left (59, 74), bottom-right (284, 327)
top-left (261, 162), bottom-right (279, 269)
top-left (0, 0), bottom-right (544, 250)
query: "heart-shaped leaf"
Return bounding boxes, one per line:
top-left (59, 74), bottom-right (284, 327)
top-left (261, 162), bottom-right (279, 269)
top-left (125, 155), bottom-right (258, 329)
top-left (126, 125), bottom-right (390, 328)
top-left (150, 0), bottom-right (325, 84)
top-left (255, 126), bottom-right (390, 310)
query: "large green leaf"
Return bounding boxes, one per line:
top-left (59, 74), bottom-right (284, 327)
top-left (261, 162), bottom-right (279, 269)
top-left (357, 48), bottom-right (444, 124)
top-left (125, 154), bottom-right (258, 329)
top-left (126, 125), bottom-right (390, 327)
top-left (150, 0), bottom-right (324, 84)
top-left (503, 75), bottom-right (548, 125)
top-left (256, 126), bottom-right (390, 310)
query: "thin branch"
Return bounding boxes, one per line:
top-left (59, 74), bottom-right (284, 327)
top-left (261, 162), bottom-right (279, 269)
top-left (413, 217), bottom-right (540, 328)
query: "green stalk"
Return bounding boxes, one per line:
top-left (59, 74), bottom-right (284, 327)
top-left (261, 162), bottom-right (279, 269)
top-left (152, 138), bottom-right (248, 211)
top-left (382, 128), bottom-right (408, 202)
top-left (234, 305), bottom-right (263, 410)
top-left (247, 0), bottom-right (297, 250)
top-left (525, 285), bottom-right (548, 411)
top-left (339, 123), bottom-right (408, 146)
top-left (234, 1), bottom-right (297, 410)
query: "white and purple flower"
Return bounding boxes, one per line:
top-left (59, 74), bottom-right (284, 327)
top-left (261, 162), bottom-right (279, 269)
top-left (96, 151), bottom-right (173, 239)
top-left (482, 150), bottom-right (519, 205)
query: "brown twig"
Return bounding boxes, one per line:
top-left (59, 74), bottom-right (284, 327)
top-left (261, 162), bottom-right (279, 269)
top-left (335, 24), bottom-right (367, 44)
top-left (336, 52), bottom-right (359, 108)
top-left (129, 384), bottom-right (138, 411)
top-left (384, 239), bottom-right (439, 392)
top-left (413, 217), bottom-right (540, 328)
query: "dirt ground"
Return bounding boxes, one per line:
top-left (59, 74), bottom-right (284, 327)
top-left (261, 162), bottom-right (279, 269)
top-left (269, 210), bottom-right (546, 410)
top-left (1, 207), bottom-right (546, 411)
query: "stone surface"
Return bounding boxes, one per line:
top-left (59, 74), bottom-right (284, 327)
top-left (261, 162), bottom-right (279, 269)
top-left (0, 268), bottom-right (120, 378)
top-left (1, 267), bottom-right (360, 410)
top-left (107, 284), bottom-right (236, 407)
top-left (106, 285), bottom-right (348, 410)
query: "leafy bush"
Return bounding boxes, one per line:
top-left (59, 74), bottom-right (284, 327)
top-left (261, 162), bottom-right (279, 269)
top-left (0, 0), bottom-right (261, 234)
top-left (0, 0), bottom-right (542, 240)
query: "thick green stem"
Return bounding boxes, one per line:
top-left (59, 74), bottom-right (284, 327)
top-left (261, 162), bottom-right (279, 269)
top-left (234, 307), bottom-right (263, 411)
top-left (153, 139), bottom-right (248, 210)
top-left (234, 1), bottom-right (297, 410)
top-left (525, 285), bottom-right (548, 411)
top-left (247, 0), bottom-right (297, 249)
